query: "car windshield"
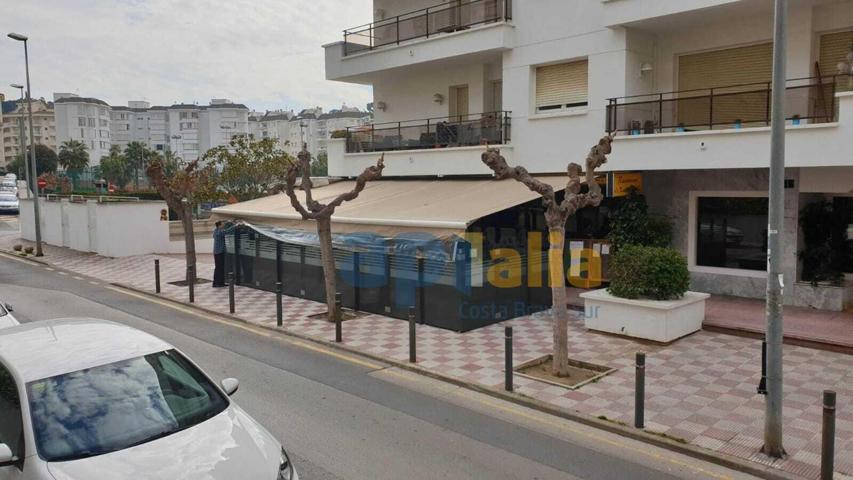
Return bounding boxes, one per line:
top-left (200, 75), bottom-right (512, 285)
top-left (26, 349), bottom-right (228, 462)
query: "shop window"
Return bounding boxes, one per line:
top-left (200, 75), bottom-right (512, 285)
top-left (835, 197), bottom-right (853, 274)
top-left (696, 197), bottom-right (768, 271)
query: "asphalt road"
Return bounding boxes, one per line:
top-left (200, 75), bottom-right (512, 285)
top-left (0, 249), bottom-right (759, 480)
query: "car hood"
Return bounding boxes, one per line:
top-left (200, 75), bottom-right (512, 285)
top-left (47, 405), bottom-right (281, 480)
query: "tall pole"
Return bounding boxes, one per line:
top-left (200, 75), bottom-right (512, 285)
top-left (12, 86), bottom-right (27, 184)
top-left (9, 33), bottom-right (44, 257)
top-left (763, 0), bottom-right (787, 459)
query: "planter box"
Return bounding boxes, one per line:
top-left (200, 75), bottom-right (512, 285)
top-left (579, 289), bottom-right (710, 343)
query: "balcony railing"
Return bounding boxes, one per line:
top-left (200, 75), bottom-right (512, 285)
top-left (606, 74), bottom-right (853, 135)
top-left (345, 111), bottom-right (511, 153)
top-left (343, 0), bottom-right (512, 56)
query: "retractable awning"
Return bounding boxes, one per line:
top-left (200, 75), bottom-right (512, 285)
top-left (211, 176), bottom-right (574, 239)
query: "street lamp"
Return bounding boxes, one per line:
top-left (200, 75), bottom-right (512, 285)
top-left (8, 32), bottom-right (43, 256)
top-left (9, 84), bottom-right (27, 184)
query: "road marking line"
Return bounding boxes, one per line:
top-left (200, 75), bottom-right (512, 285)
top-left (89, 281), bottom-right (99, 285)
top-left (57, 271), bottom-right (68, 276)
top-left (451, 387), bottom-right (732, 480)
top-left (289, 340), bottom-right (384, 370)
top-left (73, 276), bottom-right (84, 280)
top-left (45, 267), bottom-right (55, 271)
top-left (0, 252), bottom-right (40, 265)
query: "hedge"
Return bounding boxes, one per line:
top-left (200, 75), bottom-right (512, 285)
top-left (608, 245), bottom-right (690, 300)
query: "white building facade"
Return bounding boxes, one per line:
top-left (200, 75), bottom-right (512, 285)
top-left (323, 0), bottom-right (853, 310)
top-left (54, 93), bottom-right (112, 164)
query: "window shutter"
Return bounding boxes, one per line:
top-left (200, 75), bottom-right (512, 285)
top-left (536, 60), bottom-right (588, 110)
top-left (820, 30), bottom-right (853, 75)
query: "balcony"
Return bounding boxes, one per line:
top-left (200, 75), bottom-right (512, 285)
top-left (325, 0), bottom-right (513, 83)
top-left (606, 75), bottom-right (853, 171)
top-left (345, 111), bottom-right (510, 153)
top-left (326, 111), bottom-right (511, 177)
top-left (606, 75), bottom-right (850, 135)
top-left (344, 0), bottom-right (511, 55)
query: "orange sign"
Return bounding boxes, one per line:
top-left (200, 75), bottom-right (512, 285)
top-left (612, 172), bottom-right (643, 196)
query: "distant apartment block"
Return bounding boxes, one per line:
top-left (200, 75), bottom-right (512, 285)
top-left (249, 105), bottom-right (371, 157)
top-left (54, 93), bottom-right (112, 163)
top-left (1, 96), bottom-right (56, 168)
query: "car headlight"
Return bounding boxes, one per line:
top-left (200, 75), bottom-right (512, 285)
top-left (278, 447), bottom-right (294, 480)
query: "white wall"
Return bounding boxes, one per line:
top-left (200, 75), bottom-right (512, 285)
top-left (18, 199), bottom-right (211, 257)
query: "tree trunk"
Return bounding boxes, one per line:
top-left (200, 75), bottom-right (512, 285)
top-left (548, 226), bottom-right (570, 376)
top-left (316, 216), bottom-right (337, 322)
top-left (181, 204), bottom-right (197, 285)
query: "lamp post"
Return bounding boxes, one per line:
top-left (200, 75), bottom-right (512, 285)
top-left (10, 84), bottom-right (27, 185)
top-left (762, 0), bottom-right (787, 458)
top-left (8, 32), bottom-right (43, 256)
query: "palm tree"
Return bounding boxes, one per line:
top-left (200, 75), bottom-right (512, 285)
top-left (58, 140), bottom-right (90, 173)
top-left (124, 141), bottom-right (155, 189)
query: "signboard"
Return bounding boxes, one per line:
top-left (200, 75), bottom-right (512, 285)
top-left (611, 172), bottom-right (643, 197)
top-left (37, 178), bottom-right (47, 189)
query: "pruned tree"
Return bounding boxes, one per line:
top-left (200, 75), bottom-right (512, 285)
top-left (147, 158), bottom-right (214, 286)
top-left (481, 134), bottom-right (614, 376)
top-left (202, 136), bottom-right (294, 202)
top-left (284, 146), bottom-right (384, 321)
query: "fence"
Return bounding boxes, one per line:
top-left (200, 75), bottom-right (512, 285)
top-left (606, 74), bottom-right (852, 135)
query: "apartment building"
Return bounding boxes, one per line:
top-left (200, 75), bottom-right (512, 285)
top-left (198, 99), bottom-right (250, 154)
top-left (0, 97), bottom-right (56, 167)
top-left (313, 0), bottom-right (853, 311)
top-left (54, 93), bottom-right (112, 164)
top-left (109, 101), bottom-right (170, 153)
top-left (249, 106), bottom-right (370, 157)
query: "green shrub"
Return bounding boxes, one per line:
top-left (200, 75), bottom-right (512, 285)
top-left (607, 188), bottom-right (672, 251)
top-left (608, 245), bottom-right (690, 300)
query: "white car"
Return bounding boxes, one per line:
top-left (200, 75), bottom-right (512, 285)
top-left (0, 303), bottom-right (18, 329)
top-left (0, 318), bottom-right (297, 480)
top-left (0, 193), bottom-right (19, 214)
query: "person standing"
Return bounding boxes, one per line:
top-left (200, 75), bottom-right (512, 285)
top-left (212, 221), bottom-right (226, 288)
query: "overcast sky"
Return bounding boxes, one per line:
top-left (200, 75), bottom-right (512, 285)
top-left (1, 0), bottom-right (373, 113)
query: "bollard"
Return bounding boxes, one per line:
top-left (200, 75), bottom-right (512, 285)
top-left (154, 259), bottom-right (161, 293)
top-left (187, 265), bottom-right (195, 303)
top-left (821, 390), bottom-right (836, 480)
top-left (228, 272), bottom-right (235, 314)
top-left (276, 282), bottom-right (283, 327)
top-left (334, 292), bottom-right (342, 343)
top-left (408, 306), bottom-right (416, 363)
top-left (505, 326), bottom-right (513, 392)
top-left (635, 352), bottom-right (645, 429)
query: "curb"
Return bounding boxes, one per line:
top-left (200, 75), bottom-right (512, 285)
top-left (704, 323), bottom-right (853, 356)
top-left (113, 281), bottom-right (804, 480)
top-left (0, 248), bottom-right (51, 266)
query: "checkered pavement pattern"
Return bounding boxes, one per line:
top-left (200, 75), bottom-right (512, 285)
top-left (3, 235), bottom-right (852, 479)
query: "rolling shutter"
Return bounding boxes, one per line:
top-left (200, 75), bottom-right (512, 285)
top-left (820, 30), bottom-right (853, 75)
top-left (677, 43), bottom-right (773, 127)
top-left (535, 60), bottom-right (588, 111)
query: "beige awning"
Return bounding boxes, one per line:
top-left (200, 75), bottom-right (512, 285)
top-left (212, 176), bottom-right (573, 239)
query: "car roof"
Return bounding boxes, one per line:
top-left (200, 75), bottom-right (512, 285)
top-left (0, 318), bottom-right (172, 382)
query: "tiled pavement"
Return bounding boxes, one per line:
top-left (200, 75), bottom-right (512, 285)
top-left (3, 236), bottom-right (852, 479)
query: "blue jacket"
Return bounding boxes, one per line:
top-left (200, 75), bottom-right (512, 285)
top-left (213, 228), bottom-right (226, 254)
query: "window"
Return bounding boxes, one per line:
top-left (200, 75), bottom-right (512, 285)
top-left (696, 197), bottom-right (768, 271)
top-left (0, 363), bottom-right (23, 460)
top-left (26, 350), bottom-right (228, 462)
top-left (535, 60), bottom-right (588, 112)
top-left (88, 118), bottom-right (96, 128)
top-left (78, 117), bottom-right (87, 127)
top-left (100, 119), bottom-right (108, 127)
top-left (99, 108), bottom-right (107, 116)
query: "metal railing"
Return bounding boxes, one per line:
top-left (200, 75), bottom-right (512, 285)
top-left (345, 111), bottom-right (511, 153)
top-left (606, 74), bottom-right (853, 135)
top-left (343, 0), bottom-right (512, 56)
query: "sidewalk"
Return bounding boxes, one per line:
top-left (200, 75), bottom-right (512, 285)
top-left (3, 236), bottom-right (852, 479)
top-left (705, 295), bottom-right (853, 352)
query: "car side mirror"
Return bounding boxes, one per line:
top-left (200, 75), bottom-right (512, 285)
top-left (221, 378), bottom-right (239, 396)
top-left (4, 303), bottom-right (12, 312)
top-left (0, 443), bottom-right (17, 466)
